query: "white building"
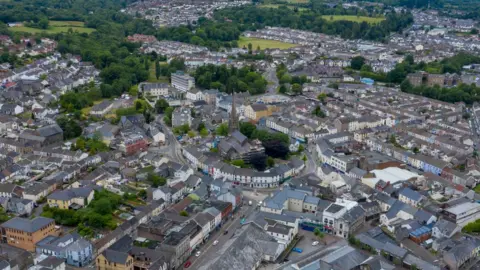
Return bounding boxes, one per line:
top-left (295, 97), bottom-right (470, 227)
top-left (171, 71), bottom-right (195, 92)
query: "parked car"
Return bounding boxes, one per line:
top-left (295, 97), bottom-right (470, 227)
top-left (213, 240), bottom-right (219, 246)
top-left (184, 261), bottom-right (192, 268)
top-left (224, 230), bottom-right (228, 235)
top-left (312, 241), bottom-right (319, 246)
top-left (292, 247), bottom-right (303, 253)
top-left (195, 251), bottom-right (201, 257)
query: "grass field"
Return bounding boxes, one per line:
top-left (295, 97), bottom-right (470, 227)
top-left (10, 20), bottom-right (95, 34)
top-left (258, 4), bottom-right (308, 11)
top-left (321, 15), bottom-right (385, 24)
top-left (148, 61), bottom-right (169, 83)
top-left (238, 36), bottom-right (297, 50)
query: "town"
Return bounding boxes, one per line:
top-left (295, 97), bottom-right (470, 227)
top-left (1, 0), bottom-right (480, 270)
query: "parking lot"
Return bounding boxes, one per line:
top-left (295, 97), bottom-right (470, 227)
top-left (287, 230), bottom-right (340, 260)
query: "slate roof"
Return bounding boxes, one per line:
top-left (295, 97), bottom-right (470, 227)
top-left (48, 187), bottom-right (93, 201)
top-left (197, 223), bottom-right (284, 270)
top-left (37, 124), bottom-right (63, 137)
top-left (399, 187), bottom-right (423, 202)
top-left (433, 219), bottom-right (458, 237)
top-left (102, 249), bottom-right (130, 264)
top-left (2, 217), bottom-right (53, 233)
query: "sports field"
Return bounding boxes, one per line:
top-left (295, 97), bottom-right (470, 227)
top-left (321, 15), bottom-right (385, 24)
top-left (238, 36), bottom-right (297, 50)
top-left (9, 20), bottom-right (95, 34)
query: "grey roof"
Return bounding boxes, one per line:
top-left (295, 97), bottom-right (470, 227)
top-left (382, 242), bottom-right (407, 258)
top-left (433, 219), bottom-right (458, 237)
top-left (102, 249), bottom-right (130, 264)
top-left (320, 245), bottom-right (369, 270)
top-left (399, 187), bottom-right (423, 202)
top-left (264, 188), bottom-right (307, 210)
top-left (304, 195), bottom-right (320, 205)
top-left (325, 203), bottom-right (345, 214)
top-left (373, 192), bottom-right (396, 206)
top-left (385, 200), bottom-right (417, 219)
top-left (48, 187), bottom-right (93, 201)
top-left (343, 205), bottom-right (365, 223)
top-left (403, 254), bottom-right (440, 270)
top-left (2, 217), bottom-right (53, 233)
top-left (356, 233), bottom-right (384, 251)
top-left (0, 183), bottom-right (18, 194)
top-left (198, 223), bottom-right (284, 270)
top-left (37, 124), bottom-right (63, 137)
top-left (414, 209), bottom-right (434, 224)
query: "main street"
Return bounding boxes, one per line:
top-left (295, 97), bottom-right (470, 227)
top-left (264, 66), bottom-right (279, 94)
top-left (155, 115), bottom-right (189, 165)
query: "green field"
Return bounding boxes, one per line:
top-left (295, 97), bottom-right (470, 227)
top-left (258, 4), bottom-right (308, 11)
top-left (238, 36), bottom-right (297, 50)
top-left (9, 20), bottom-right (95, 34)
top-left (321, 15), bottom-right (385, 24)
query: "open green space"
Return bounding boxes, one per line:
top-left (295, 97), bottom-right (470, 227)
top-left (258, 4), bottom-right (308, 11)
top-left (148, 61), bottom-right (169, 83)
top-left (238, 36), bottom-right (297, 50)
top-left (9, 20), bottom-right (95, 34)
top-left (321, 15), bottom-right (385, 24)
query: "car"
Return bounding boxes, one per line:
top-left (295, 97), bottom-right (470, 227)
top-left (292, 247), bottom-right (303, 253)
top-left (213, 240), bottom-right (219, 246)
top-left (223, 230), bottom-right (228, 235)
top-left (184, 261), bottom-right (192, 268)
top-left (312, 241), bottom-right (319, 246)
top-left (195, 251), bottom-right (201, 257)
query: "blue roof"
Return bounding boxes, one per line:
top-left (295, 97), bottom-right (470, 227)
top-left (410, 226), bottom-right (431, 237)
top-left (399, 187), bottom-right (422, 202)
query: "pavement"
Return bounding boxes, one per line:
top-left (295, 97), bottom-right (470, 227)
top-left (155, 115), bottom-right (189, 165)
top-left (264, 66), bottom-right (279, 94)
top-left (183, 198), bottom-right (259, 269)
top-left (302, 149), bottom-right (317, 176)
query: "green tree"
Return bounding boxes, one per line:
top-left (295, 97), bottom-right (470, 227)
top-left (240, 122), bottom-right (256, 138)
top-left (280, 74), bottom-right (292, 84)
top-left (216, 123), bottom-right (229, 136)
top-left (291, 83), bottom-right (302, 94)
top-left (199, 128), bottom-right (209, 137)
top-left (38, 18), bottom-right (49, 29)
top-left (155, 60), bottom-right (161, 79)
top-left (278, 84), bottom-right (287, 94)
top-left (180, 210), bottom-right (189, 217)
top-left (197, 122), bottom-right (206, 132)
top-left (317, 93), bottom-right (327, 103)
top-left (412, 147), bottom-right (419, 154)
top-left (187, 130), bottom-right (195, 138)
top-left (302, 154), bottom-right (307, 163)
top-left (231, 159), bottom-right (245, 167)
top-left (155, 99), bottom-right (169, 114)
top-left (267, 156), bottom-right (275, 167)
top-left (351, 56), bottom-right (366, 70)
top-left (94, 198), bottom-right (113, 215)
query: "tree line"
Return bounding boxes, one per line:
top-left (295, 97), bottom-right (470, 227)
top-left (194, 64), bottom-right (268, 95)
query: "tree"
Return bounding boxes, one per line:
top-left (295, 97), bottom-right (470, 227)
top-left (412, 147), bottom-right (419, 154)
top-left (313, 106), bottom-right (326, 118)
top-left (197, 122), bottom-right (206, 132)
top-left (317, 93), bottom-right (327, 104)
top-left (302, 154), bottom-right (307, 163)
top-left (231, 159), bottom-right (245, 167)
top-left (191, 108), bottom-right (196, 118)
top-left (216, 123), bottom-right (229, 136)
top-left (94, 198), bottom-right (113, 215)
top-left (155, 60), bottom-right (161, 79)
top-left (471, 28), bottom-right (479, 35)
top-left (267, 156), bottom-right (275, 167)
top-left (240, 122), bottom-right (256, 138)
top-left (400, 79), bottom-right (413, 92)
top-left (155, 99), bottom-right (169, 114)
top-left (38, 18), bottom-right (49, 29)
top-left (148, 173), bottom-right (166, 188)
top-left (278, 84), bottom-right (287, 94)
top-left (179, 210), bottom-right (189, 217)
top-left (280, 74), bottom-right (292, 84)
top-left (138, 189), bottom-right (147, 198)
top-left (199, 128), bottom-right (209, 137)
top-left (291, 83), bottom-right (302, 94)
top-left (351, 56), bottom-right (366, 70)
top-left (187, 130), bottom-right (195, 138)
top-left (248, 43), bottom-right (252, 54)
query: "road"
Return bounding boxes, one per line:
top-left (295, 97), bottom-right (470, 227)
top-left (155, 115), bottom-right (188, 165)
top-left (183, 199), bottom-right (258, 269)
top-left (301, 149), bottom-right (317, 176)
top-left (264, 66), bottom-right (279, 94)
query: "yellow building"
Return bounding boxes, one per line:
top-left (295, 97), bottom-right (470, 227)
top-left (47, 187), bottom-right (94, 210)
top-left (96, 250), bottom-right (134, 270)
top-left (245, 104), bottom-right (276, 122)
top-left (1, 217), bottom-right (57, 252)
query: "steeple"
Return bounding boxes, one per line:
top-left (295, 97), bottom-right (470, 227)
top-left (229, 91), bottom-right (239, 133)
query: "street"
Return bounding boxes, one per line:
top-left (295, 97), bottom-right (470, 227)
top-left (155, 115), bottom-right (189, 165)
top-left (264, 66), bottom-right (279, 94)
top-left (183, 196), bottom-right (259, 269)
